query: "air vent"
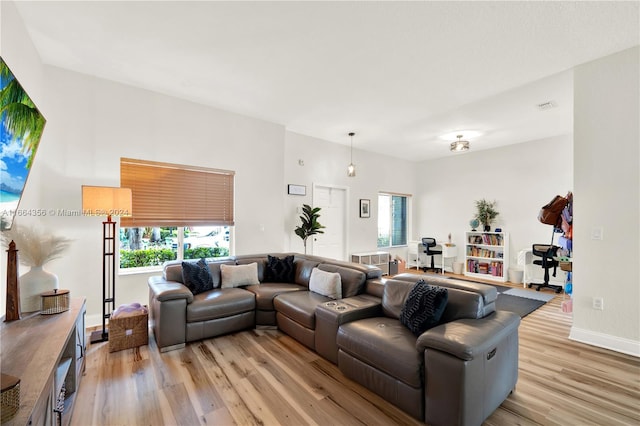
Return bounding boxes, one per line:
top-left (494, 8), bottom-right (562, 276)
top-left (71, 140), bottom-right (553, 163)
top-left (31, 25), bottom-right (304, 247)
top-left (536, 101), bottom-right (557, 111)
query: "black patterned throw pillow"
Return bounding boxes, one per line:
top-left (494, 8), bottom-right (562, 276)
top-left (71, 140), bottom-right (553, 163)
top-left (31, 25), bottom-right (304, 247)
top-left (182, 258), bottom-right (214, 295)
top-left (399, 280), bottom-right (448, 336)
top-left (264, 255), bottom-right (295, 283)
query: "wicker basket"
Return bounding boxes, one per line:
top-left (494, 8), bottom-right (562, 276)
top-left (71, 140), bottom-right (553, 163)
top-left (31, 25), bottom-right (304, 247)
top-left (1, 373), bottom-right (20, 423)
top-left (559, 261), bottom-right (572, 272)
top-left (40, 289), bottom-right (70, 315)
top-left (109, 309), bottom-right (148, 353)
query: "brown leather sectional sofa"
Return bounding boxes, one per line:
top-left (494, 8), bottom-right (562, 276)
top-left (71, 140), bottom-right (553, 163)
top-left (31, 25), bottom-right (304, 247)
top-left (147, 253), bottom-right (520, 425)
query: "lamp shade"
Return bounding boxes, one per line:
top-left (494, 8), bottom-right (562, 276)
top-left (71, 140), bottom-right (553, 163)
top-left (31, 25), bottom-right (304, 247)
top-left (82, 186), bottom-right (132, 219)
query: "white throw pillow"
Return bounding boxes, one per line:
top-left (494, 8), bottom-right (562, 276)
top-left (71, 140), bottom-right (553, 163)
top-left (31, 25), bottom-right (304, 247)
top-left (309, 267), bottom-right (342, 300)
top-left (220, 263), bottom-right (260, 288)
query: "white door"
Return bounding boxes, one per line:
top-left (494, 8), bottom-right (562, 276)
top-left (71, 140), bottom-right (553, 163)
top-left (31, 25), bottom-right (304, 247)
top-left (312, 185), bottom-right (347, 260)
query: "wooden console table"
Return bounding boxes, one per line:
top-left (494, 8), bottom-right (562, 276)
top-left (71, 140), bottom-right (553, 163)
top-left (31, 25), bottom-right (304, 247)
top-left (1, 298), bottom-right (86, 425)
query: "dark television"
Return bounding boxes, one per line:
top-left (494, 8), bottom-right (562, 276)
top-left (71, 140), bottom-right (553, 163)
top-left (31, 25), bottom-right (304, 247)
top-left (0, 57), bottom-right (46, 230)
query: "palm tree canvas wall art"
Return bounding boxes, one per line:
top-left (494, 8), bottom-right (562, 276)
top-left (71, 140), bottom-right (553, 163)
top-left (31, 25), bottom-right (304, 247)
top-left (0, 57), bottom-right (46, 230)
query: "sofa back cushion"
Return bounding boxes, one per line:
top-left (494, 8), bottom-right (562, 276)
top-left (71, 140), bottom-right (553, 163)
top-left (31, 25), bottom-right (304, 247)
top-left (208, 261), bottom-right (236, 288)
top-left (383, 278), bottom-right (489, 322)
top-left (439, 287), bottom-right (487, 322)
top-left (236, 258), bottom-right (266, 282)
top-left (164, 259), bottom-right (236, 288)
top-left (293, 259), bottom-right (321, 288)
top-left (317, 264), bottom-right (366, 298)
top-left (382, 280), bottom-right (414, 319)
top-left (165, 261), bottom-right (187, 283)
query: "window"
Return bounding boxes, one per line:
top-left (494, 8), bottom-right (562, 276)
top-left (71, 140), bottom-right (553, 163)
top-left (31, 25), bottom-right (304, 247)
top-left (377, 193), bottom-right (408, 248)
top-left (119, 158), bottom-right (234, 270)
top-left (119, 225), bottom-right (231, 269)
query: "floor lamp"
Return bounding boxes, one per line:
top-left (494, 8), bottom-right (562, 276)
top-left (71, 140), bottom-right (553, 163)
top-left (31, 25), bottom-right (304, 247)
top-left (82, 185), bottom-right (132, 344)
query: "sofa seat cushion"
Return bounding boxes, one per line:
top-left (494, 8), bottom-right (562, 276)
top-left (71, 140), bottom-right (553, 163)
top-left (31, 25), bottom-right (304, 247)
top-left (274, 291), bottom-right (331, 329)
top-left (187, 288), bottom-right (255, 323)
top-left (337, 317), bottom-right (423, 389)
top-left (244, 283), bottom-right (305, 310)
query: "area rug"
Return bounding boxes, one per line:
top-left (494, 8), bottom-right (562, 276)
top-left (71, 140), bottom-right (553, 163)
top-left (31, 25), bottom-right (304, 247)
top-left (486, 284), bottom-right (555, 318)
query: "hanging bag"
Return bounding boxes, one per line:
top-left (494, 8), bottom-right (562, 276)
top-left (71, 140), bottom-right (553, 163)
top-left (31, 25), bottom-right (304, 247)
top-left (538, 195), bottom-right (568, 227)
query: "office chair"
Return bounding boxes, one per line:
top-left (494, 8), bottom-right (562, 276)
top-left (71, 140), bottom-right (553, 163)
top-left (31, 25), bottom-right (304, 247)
top-left (528, 244), bottom-right (563, 293)
top-left (421, 237), bottom-right (442, 273)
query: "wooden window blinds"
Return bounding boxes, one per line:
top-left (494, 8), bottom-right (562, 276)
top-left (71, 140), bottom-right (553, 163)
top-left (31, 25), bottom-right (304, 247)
top-left (120, 158), bottom-right (234, 227)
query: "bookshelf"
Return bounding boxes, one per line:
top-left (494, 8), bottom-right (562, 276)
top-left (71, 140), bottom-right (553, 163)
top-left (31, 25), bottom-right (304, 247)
top-left (464, 231), bottom-right (509, 282)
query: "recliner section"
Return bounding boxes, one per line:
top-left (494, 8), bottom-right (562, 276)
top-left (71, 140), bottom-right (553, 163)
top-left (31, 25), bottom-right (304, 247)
top-left (335, 276), bottom-right (520, 425)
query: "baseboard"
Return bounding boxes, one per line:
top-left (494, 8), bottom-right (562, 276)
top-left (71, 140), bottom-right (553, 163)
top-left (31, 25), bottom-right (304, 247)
top-left (86, 313), bottom-right (104, 329)
top-left (569, 326), bottom-right (640, 357)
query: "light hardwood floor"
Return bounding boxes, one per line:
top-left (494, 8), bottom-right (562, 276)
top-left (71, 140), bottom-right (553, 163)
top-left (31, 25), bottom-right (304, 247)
top-left (72, 273), bottom-right (640, 425)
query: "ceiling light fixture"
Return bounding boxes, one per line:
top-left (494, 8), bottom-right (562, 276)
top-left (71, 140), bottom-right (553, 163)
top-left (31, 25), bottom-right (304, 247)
top-left (450, 135), bottom-right (470, 152)
top-left (347, 132), bottom-right (356, 177)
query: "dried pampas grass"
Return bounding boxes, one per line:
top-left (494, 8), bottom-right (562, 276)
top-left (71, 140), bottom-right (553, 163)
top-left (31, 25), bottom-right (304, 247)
top-left (0, 225), bottom-right (73, 267)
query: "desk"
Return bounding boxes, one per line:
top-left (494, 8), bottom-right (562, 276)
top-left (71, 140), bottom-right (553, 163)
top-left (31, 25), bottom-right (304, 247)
top-left (407, 241), bottom-right (457, 274)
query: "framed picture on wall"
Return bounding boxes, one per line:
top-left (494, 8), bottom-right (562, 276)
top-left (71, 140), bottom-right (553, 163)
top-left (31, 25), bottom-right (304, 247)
top-left (359, 199), bottom-right (370, 218)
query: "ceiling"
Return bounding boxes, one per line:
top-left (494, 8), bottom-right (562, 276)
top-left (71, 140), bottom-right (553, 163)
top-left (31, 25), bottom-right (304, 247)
top-left (12, 1), bottom-right (640, 162)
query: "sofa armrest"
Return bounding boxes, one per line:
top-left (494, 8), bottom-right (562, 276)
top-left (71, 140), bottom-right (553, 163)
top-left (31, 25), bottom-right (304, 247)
top-left (416, 310), bottom-right (520, 361)
top-left (148, 276), bottom-right (194, 304)
top-left (315, 295), bottom-right (382, 364)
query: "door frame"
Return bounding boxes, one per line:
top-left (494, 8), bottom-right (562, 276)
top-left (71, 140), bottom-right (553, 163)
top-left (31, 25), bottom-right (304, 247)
top-left (312, 183), bottom-right (350, 260)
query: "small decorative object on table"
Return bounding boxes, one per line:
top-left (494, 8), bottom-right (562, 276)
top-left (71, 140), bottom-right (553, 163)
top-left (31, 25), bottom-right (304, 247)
top-left (109, 303), bottom-right (149, 353)
top-left (4, 240), bottom-right (21, 321)
top-left (40, 289), bottom-right (70, 315)
top-left (1, 373), bottom-right (20, 423)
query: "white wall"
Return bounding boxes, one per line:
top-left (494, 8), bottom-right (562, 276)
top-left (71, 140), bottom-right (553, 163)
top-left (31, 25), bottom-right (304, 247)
top-left (0, 0), bottom-right (47, 315)
top-left (283, 131), bottom-right (418, 258)
top-left (572, 46), bottom-right (640, 356)
top-left (1, 2), bottom-right (288, 326)
top-left (415, 135), bottom-right (573, 277)
top-left (40, 67), bottom-right (286, 326)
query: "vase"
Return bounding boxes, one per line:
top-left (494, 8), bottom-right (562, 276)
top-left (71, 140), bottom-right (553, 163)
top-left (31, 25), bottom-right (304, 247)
top-left (483, 224), bottom-right (491, 232)
top-left (19, 265), bottom-right (58, 312)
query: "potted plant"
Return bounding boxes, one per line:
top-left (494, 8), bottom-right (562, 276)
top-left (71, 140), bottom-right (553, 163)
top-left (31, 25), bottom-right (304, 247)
top-left (294, 204), bottom-right (325, 254)
top-left (474, 199), bottom-right (499, 231)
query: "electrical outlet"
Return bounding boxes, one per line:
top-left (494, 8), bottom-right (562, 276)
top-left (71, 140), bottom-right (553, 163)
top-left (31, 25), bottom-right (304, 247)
top-left (592, 297), bottom-right (604, 310)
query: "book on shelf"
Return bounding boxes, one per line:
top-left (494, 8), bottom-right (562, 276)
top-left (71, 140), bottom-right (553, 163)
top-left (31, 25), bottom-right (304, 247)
top-left (466, 246), bottom-right (497, 258)
top-left (466, 259), bottom-right (503, 277)
top-left (467, 233), bottom-right (504, 246)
